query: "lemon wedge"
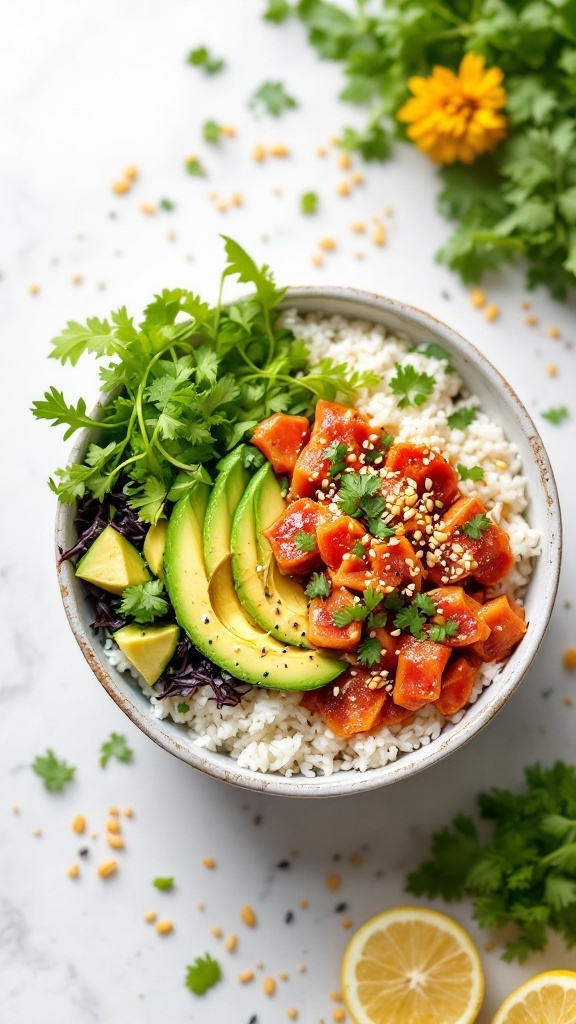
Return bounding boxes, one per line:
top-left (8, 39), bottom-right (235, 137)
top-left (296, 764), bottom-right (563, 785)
top-left (341, 905), bottom-right (484, 1024)
top-left (492, 970), bottom-right (576, 1024)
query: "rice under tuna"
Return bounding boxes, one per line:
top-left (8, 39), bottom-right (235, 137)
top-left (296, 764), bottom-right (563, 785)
top-left (103, 312), bottom-right (541, 777)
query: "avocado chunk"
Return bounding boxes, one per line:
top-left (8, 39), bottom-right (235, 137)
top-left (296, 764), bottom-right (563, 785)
top-left (231, 464), bottom-right (310, 647)
top-left (144, 520), bottom-right (168, 578)
top-left (164, 484), bottom-right (344, 691)
top-left (76, 525), bottom-right (150, 595)
top-left (203, 446), bottom-right (249, 579)
top-left (113, 623), bottom-right (180, 686)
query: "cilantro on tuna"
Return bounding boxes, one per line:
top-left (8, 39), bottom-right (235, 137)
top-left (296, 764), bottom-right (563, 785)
top-left (390, 363), bottom-right (434, 409)
top-left (293, 530), bottom-right (316, 552)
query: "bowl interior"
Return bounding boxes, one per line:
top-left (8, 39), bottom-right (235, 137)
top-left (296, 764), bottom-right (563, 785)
top-left (56, 288), bottom-right (561, 797)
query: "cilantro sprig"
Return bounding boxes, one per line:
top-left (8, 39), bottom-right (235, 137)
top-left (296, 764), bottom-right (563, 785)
top-left (458, 464), bottom-right (484, 482)
top-left (293, 529), bottom-right (316, 553)
top-left (357, 636), bottom-right (382, 666)
top-left (448, 407), bottom-right (477, 431)
top-left (249, 80), bottom-right (297, 116)
top-left (186, 46), bottom-right (225, 74)
top-left (325, 441), bottom-right (348, 477)
top-left (119, 580), bottom-right (170, 623)
top-left (461, 513), bottom-right (491, 540)
top-left (406, 762), bottom-right (576, 962)
top-left (32, 749), bottom-right (76, 792)
top-left (305, 572), bottom-right (331, 599)
top-left (99, 732), bottom-right (134, 768)
top-left (332, 588), bottom-right (383, 628)
top-left (542, 406), bottom-right (570, 426)
top-left (390, 363), bottom-right (434, 409)
top-left (33, 238), bottom-right (378, 523)
top-left (185, 954), bottom-right (222, 995)
top-left (153, 876), bottom-right (174, 891)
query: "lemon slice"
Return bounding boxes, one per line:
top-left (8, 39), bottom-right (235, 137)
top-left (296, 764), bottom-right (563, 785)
top-left (341, 905), bottom-right (484, 1024)
top-left (492, 970), bottom-right (576, 1024)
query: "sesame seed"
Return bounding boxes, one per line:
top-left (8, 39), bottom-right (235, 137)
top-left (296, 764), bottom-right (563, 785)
top-left (319, 236), bottom-right (337, 252)
top-left (67, 863), bottom-right (79, 879)
top-left (240, 904), bottom-right (257, 927)
top-left (238, 969), bottom-right (255, 984)
top-left (225, 932), bottom-right (238, 952)
top-left (325, 872), bottom-right (341, 892)
top-left (72, 814), bottom-right (86, 834)
top-left (252, 143), bottom-right (266, 162)
top-left (263, 976), bottom-right (276, 996)
top-left (483, 303), bottom-right (500, 322)
top-left (97, 860), bottom-right (117, 878)
top-left (202, 856), bottom-right (216, 869)
top-left (155, 919), bottom-right (174, 935)
top-left (372, 221), bottom-right (386, 246)
top-left (469, 288), bottom-right (486, 309)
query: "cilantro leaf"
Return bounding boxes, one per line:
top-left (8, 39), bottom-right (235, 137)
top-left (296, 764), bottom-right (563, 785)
top-left (352, 540), bottom-right (365, 558)
top-left (461, 514), bottom-right (491, 540)
top-left (419, 342), bottom-right (453, 370)
top-left (338, 472), bottom-right (380, 517)
top-left (301, 191), bottom-right (319, 214)
top-left (32, 749), bottom-right (76, 792)
top-left (325, 440), bottom-right (348, 477)
top-left (153, 876), bottom-right (174, 891)
top-left (293, 529), bottom-right (316, 552)
top-left (390, 363), bottom-right (434, 409)
top-left (363, 587), bottom-right (383, 614)
top-left (340, 122), bottom-right (390, 161)
top-left (185, 954), bottom-right (222, 995)
top-left (448, 407), bottom-right (477, 431)
top-left (31, 388), bottom-right (103, 440)
top-left (185, 156), bottom-right (205, 177)
top-left (428, 619), bottom-right (459, 643)
top-left (357, 636), bottom-right (382, 666)
top-left (99, 732), bottom-right (134, 768)
top-left (541, 406), bottom-right (570, 425)
top-left (202, 120), bottom-right (222, 143)
top-left (177, 702), bottom-right (190, 714)
top-left (413, 593), bottom-right (437, 617)
top-left (305, 572), bottom-right (331, 599)
top-left (249, 80), bottom-right (297, 116)
top-left (264, 0), bottom-right (292, 22)
top-left (119, 580), bottom-right (170, 623)
top-left (367, 610), bottom-right (387, 629)
top-left (384, 591), bottom-right (405, 611)
top-left (187, 46), bottom-right (225, 74)
top-left (332, 603), bottom-right (366, 628)
top-left (458, 464), bottom-right (485, 482)
top-left (160, 198), bottom-right (175, 212)
top-left (370, 521), bottom-right (396, 540)
top-left (394, 604), bottom-right (426, 639)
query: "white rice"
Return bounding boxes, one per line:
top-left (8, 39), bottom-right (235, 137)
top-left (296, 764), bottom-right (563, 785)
top-left (103, 313), bottom-right (541, 776)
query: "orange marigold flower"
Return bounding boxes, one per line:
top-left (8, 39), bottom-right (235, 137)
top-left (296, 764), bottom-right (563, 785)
top-left (397, 52), bottom-right (507, 165)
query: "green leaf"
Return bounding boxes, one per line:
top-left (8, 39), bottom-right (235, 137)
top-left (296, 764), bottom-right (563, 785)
top-left (461, 514), bottom-right (491, 540)
top-left (152, 876), bottom-right (175, 891)
top-left (413, 593), bottom-right (436, 616)
top-left (160, 198), bottom-right (175, 212)
top-left (340, 122), bottom-right (390, 161)
top-left (457, 463), bottom-right (485, 482)
top-left (202, 120), bottom-right (222, 143)
top-left (559, 187), bottom-right (576, 226)
top-left (332, 603), bottom-right (366, 628)
top-left (448, 407), bottom-right (476, 431)
top-left (301, 191), bottom-right (319, 214)
top-left (32, 749), bottom-right (76, 792)
top-left (185, 156), bottom-right (206, 177)
top-left (305, 572), bottom-right (331, 599)
top-left (49, 317), bottom-right (117, 366)
top-left (186, 46), bottom-right (225, 74)
top-left (119, 580), bottom-right (170, 623)
top-left (293, 529), bottom-right (316, 552)
top-left (325, 441), bottom-right (348, 477)
top-left (337, 471), bottom-right (380, 518)
top-left (31, 388), bottom-right (101, 441)
top-left (126, 478), bottom-right (167, 525)
top-left (221, 235), bottom-right (285, 310)
top-left (357, 636), bottom-right (382, 666)
top-left (264, 0), bottom-right (292, 21)
top-left (428, 619), bottom-right (459, 642)
top-left (177, 702), bottom-right (190, 714)
top-left (394, 604), bottom-right (426, 639)
top-left (99, 732), bottom-right (134, 768)
top-left (248, 80), bottom-right (297, 116)
top-left (542, 407), bottom-right (569, 427)
top-left (185, 954), bottom-right (222, 995)
top-left (389, 363), bottom-right (434, 410)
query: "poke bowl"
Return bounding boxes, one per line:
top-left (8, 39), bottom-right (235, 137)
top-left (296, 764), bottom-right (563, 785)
top-left (54, 279), bottom-right (561, 797)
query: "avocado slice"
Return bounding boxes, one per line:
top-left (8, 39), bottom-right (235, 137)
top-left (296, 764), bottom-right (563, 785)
top-left (203, 446), bottom-right (249, 579)
top-left (231, 464), bottom-right (310, 647)
top-left (113, 623), bottom-right (180, 686)
top-left (143, 520), bottom-right (168, 578)
top-left (164, 484), bottom-right (344, 691)
top-left (76, 525), bottom-right (150, 595)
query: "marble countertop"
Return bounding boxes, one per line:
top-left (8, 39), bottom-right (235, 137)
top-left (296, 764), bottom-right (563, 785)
top-left (1, 2), bottom-right (575, 1021)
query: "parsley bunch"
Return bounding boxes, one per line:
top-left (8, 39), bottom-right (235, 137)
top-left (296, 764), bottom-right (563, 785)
top-left (33, 238), bottom-right (378, 523)
top-left (268, 0), bottom-right (576, 297)
top-left (407, 762), bottom-right (576, 962)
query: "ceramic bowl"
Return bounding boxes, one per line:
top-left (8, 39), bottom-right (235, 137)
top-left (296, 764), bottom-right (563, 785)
top-left (56, 287), bottom-right (561, 797)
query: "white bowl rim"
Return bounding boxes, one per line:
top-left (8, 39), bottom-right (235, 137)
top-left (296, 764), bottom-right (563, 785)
top-left (55, 285), bottom-right (562, 798)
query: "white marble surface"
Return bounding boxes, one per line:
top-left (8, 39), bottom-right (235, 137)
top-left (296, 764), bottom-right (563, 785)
top-left (1, 2), bottom-right (575, 1021)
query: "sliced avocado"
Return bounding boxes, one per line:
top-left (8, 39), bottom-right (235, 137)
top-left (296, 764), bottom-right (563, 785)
top-left (231, 464), bottom-right (310, 647)
top-left (76, 525), bottom-right (150, 595)
top-left (113, 623), bottom-right (180, 686)
top-left (203, 446), bottom-right (249, 579)
top-left (164, 485), bottom-right (344, 691)
top-left (144, 520), bottom-right (168, 578)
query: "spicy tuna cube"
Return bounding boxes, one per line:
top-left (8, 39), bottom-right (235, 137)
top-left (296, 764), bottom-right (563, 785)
top-left (291, 400), bottom-right (373, 498)
top-left (307, 586), bottom-right (362, 651)
top-left (251, 413), bottom-right (311, 475)
top-left (370, 535), bottom-right (424, 594)
top-left (427, 495), bottom-right (514, 587)
top-left (435, 654), bottom-right (480, 716)
top-left (470, 595), bottom-right (527, 662)
top-left (393, 635), bottom-right (451, 711)
top-left (317, 516), bottom-right (370, 591)
top-left (384, 442), bottom-right (459, 508)
top-left (426, 586), bottom-right (491, 646)
top-left (302, 666), bottom-right (387, 738)
top-left (262, 497), bottom-right (330, 574)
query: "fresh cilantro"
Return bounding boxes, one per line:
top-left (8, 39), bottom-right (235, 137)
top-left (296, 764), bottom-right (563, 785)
top-left (301, 191), bottom-right (319, 215)
top-left (419, 342), bottom-right (453, 371)
top-left (99, 732), bottom-right (134, 768)
top-left (448, 407), bottom-right (477, 431)
top-left (458, 464), bottom-right (485, 482)
top-left (384, 591), bottom-right (405, 611)
top-left (428, 619), bottom-right (459, 643)
top-left (325, 440), bottom-right (348, 477)
top-left (153, 876), bottom-right (174, 891)
top-left (332, 588), bottom-right (383, 628)
top-left (31, 749), bottom-right (75, 792)
top-left (305, 572), bottom-right (331, 599)
top-left (363, 587), bottom-right (383, 614)
top-left (119, 580), bottom-right (170, 623)
top-left (202, 120), bottom-right (222, 143)
top-left (393, 604), bottom-right (427, 639)
top-left (390, 363), bottom-right (434, 410)
top-left (542, 406), bottom-right (570, 425)
top-left (185, 954), bottom-right (222, 995)
top-left (159, 198), bottom-right (175, 212)
top-left (338, 472), bottom-right (380, 518)
top-left (186, 46), bottom-right (225, 74)
top-left (357, 636), bottom-right (382, 667)
top-left (413, 593), bottom-right (437, 617)
top-left (293, 529), bottom-right (316, 552)
top-left (185, 156), bottom-right (205, 177)
top-left (249, 81), bottom-right (297, 117)
top-left (367, 610), bottom-right (387, 630)
top-left (177, 702), bottom-right (190, 714)
top-left (364, 432), bottom-right (394, 463)
top-left (370, 521), bottom-right (396, 540)
top-left (340, 123), bottom-right (390, 161)
top-left (352, 540), bottom-right (365, 558)
top-left (406, 762), bottom-right (576, 961)
top-left (264, 0), bottom-right (292, 22)
top-left (461, 514), bottom-right (491, 540)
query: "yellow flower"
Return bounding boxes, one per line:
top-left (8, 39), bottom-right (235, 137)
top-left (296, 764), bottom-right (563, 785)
top-left (397, 52), bottom-right (507, 165)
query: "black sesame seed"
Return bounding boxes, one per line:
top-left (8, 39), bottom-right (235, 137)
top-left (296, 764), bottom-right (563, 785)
top-left (253, 815), bottom-right (262, 826)
top-left (335, 902), bottom-right (348, 913)
top-left (263, 671), bottom-right (269, 678)
top-left (248, 1016), bottom-right (258, 1024)
top-left (78, 847), bottom-right (89, 857)
top-left (277, 859), bottom-right (290, 870)
top-left (284, 910), bottom-right (294, 924)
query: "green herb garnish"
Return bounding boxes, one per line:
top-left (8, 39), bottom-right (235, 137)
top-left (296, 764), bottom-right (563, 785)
top-left (458, 464), bottom-right (485, 482)
top-left (305, 572), bottom-right (331, 599)
top-left (352, 540), bottom-right (365, 558)
top-left (357, 636), bottom-right (382, 667)
top-left (177, 702), bottom-right (190, 714)
top-left (99, 732), bottom-right (134, 768)
top-left (293, 529), bottom-right (316, 552)
top-left (249, 80), bottom-right (297, 116)
top-left (202, 120), bottom-right (222, 143)
top-left (338, 472), bottom-right (380, 517)
top-left (119, 580), bottom-right (169, 623)
top-left (390, 363), bottom-right (434, 409)
top-left (541, 406), bottom-right (570, 425)
top-left (159, 198), bottom-right (175, 212)
top-left (264, 0), bottom-right (291, 22)
top-left (393, 604), bottom-right (427, 639)
top-left (413, 593), bottom-right (437, 616)
top-left (185, 954), bottom-right (222, 995)
top-left (186, 46), bottom-right (225, 74)
top-left (325, 440), bottom-right (348, 477)
top-left (185, 156), bottom-right (206, 176)
top-left (32, 749), bottom-right (75, 792)
top-left (428, 619), bottom-right (459, 643)
top-left (301, 191), bottom-right (319, 214)
top-left (419, 342), bottom-right (453, 370)
top-left (332, 587), bottom-right (382, 627)
top-left (153, 876), bottom-right (174, 891)
top-left (448, 407), bottom-right (477, 431)
top-left (461, 513), bottom-right (491, 540)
